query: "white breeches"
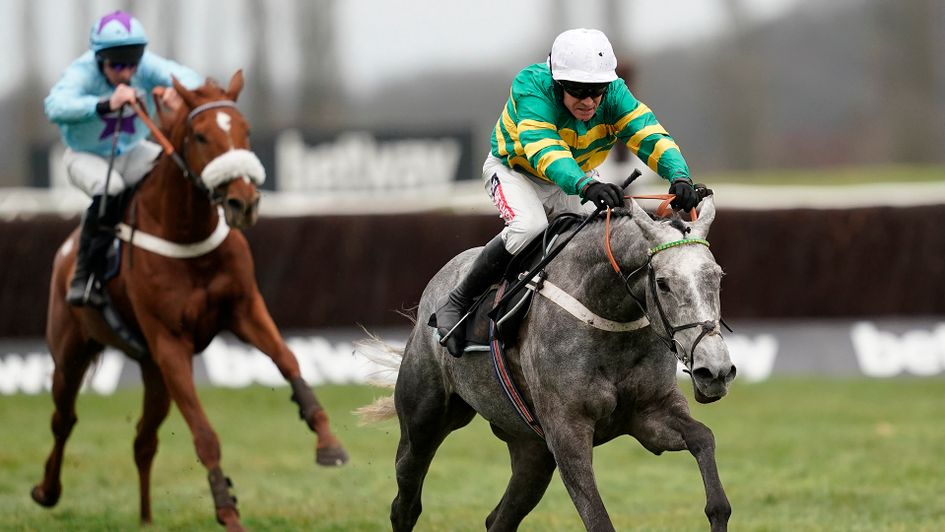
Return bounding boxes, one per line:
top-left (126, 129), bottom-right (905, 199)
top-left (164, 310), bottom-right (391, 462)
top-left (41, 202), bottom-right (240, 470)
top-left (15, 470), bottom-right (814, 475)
top-left (64, 140), bottom-right (162, 197)
top-left (482, 153), bottom-right (596, 255)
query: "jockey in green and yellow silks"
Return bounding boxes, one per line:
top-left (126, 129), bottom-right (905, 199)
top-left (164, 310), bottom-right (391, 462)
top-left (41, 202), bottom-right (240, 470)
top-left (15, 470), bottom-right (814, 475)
top-left (432, 28), bottom-right (706, 358)
top-left (490, 62), bottom-right (690, 197)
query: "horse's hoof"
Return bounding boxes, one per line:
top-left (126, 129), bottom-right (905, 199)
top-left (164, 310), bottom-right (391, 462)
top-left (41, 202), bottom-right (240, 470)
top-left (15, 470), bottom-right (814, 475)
top-left (316, 446), bottom-right (349, 466)
top-left (31, 485), bottom-right (60, 507)
top-left (216, 507), bottom-right (243, 531)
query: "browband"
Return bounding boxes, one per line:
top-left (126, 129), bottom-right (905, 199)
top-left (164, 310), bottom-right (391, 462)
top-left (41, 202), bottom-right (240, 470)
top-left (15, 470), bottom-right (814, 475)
top-left (187, 100), bottom-right (237, 123)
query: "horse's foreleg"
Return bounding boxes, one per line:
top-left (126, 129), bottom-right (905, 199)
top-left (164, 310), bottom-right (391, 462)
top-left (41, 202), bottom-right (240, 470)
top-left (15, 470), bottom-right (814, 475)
top-left (134, 359), bottom-right (171, 524)
top-left (31, 332), bottom-right (99, 508)
top-left (231, 293), bottom-right (347, 466)
top-left (542, 418), bottom-right (614, 532)
top-left (485, 435), bottom-right (557, 531)
top-left (631, 396), bottom-right (731, 532)
top-left (681, 419), bottom-right (731, 532)
top-left (150, 335), bottom-right (242, 531)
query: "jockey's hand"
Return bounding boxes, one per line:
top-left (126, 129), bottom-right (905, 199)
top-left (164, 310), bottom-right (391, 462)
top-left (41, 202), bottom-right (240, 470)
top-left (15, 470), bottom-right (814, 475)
top-left (583, 180), bottom-right (624, 209)
top-left (156, 86), bottom-right (184, 112)
top-left (109, 84), bottom-right (138, 110)
top-left (668, 178), bottom-right (699, 211)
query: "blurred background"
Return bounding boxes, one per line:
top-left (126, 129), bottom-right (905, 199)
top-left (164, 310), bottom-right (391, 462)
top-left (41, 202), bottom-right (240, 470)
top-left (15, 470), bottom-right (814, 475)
top-left (1, 0), bottom-right (944, 392)
top-left (2, 2), bottom-right (945, 530)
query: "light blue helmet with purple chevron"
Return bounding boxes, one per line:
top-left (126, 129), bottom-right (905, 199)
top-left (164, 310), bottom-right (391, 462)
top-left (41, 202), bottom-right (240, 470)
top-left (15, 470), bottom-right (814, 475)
top-left (89, 11), bottom-right (148, 63)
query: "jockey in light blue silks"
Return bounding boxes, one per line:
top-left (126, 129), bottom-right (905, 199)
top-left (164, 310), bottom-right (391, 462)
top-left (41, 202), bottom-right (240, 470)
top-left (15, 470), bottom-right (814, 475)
top-left (44, 11), bottom-right (204, 307)
top-left (432, 28), bottom-right (706, 357)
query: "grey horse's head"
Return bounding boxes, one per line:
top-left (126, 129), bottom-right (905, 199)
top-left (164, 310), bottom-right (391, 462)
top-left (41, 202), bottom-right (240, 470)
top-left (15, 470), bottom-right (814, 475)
top-left (629, 197), bottom-right (736, 403)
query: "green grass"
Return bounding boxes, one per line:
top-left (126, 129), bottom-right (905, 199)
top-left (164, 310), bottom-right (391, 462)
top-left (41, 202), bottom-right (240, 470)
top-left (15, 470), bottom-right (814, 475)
top-left (2, 378), bottom-right (944, 531)
top-left (704, 165), bottom-right (945, 186)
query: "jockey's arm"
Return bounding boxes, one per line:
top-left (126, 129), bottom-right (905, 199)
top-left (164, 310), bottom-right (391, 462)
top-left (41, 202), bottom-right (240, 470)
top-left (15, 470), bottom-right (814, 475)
top-left (612, 83), bottom-right (690, 183)
top-left (152, 86), bottom-right (184, 112)
top-left (138, 52), bottom-right (204, 112)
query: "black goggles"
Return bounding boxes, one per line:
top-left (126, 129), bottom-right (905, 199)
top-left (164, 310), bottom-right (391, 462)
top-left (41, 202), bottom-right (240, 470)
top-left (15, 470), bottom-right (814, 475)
top-left (106, 61), bottom-right (138, 71)
top-left (557, 81), bottom-right (609, 99)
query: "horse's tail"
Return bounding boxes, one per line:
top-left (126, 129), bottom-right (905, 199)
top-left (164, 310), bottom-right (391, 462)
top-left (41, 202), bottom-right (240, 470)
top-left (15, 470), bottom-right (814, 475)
top-left (355, 394), bottom-right (397, 424)
top-left (353, 327), bottom-right (403, 424)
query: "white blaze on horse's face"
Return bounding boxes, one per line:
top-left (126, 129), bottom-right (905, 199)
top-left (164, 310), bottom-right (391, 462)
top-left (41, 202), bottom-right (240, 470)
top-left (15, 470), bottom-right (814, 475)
top-left (216, 111), bottom-right (232, 134)
top-left (215, 111), bottom-right (236, 151)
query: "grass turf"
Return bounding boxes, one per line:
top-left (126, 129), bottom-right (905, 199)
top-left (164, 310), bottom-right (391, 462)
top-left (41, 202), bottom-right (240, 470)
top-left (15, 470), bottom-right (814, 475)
top-left (1, 378), bottom-right (944, 531)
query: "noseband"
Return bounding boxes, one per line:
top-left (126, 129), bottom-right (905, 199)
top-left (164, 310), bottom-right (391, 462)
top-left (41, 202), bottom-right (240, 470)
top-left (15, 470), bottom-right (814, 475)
top-left (604, 211), bottom-right (731, 372)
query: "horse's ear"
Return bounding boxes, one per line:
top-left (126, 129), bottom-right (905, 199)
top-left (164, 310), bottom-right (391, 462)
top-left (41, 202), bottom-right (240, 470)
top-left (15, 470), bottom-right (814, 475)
top-left (629, 199), bottom-right (663, 242)
top-left (690, 196), bottom-right (716, 239)
top-left (172, 75), bottom-right (198, 109)
top-left (226, 70), bottom-right (244, 102)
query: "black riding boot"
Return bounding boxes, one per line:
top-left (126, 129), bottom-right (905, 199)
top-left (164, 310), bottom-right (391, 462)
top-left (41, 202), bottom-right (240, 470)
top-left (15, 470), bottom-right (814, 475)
top-left (66, 195), bottom-right (114, 307)
top-left (432, 235), bottom-right (513, 357)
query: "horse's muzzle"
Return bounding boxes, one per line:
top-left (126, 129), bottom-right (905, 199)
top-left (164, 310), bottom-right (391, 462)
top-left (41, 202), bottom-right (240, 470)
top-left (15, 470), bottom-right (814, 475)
top-left (691, 362), bottom-right (737, 404)
top-left (222, 192), bottom-right (260, 229)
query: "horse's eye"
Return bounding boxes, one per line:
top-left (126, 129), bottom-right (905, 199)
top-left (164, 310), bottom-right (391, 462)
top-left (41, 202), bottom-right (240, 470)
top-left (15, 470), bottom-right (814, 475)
top-left (656, 278), bottom-right (670, 292)
top-left (194, 133), bottom-right (208, 144)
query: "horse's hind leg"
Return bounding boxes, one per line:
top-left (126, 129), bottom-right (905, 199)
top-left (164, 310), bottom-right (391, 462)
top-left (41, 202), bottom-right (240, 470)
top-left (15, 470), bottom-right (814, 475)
top-left (231, 293), bottom-right (347, 465)
top-left (133, 359), bottom-right (171, 524)
top-left (485, 433), bottom-right (557, 531)
top-left (31, 315), bottom-right (101, 508)
top-left (391, 348), bottom-right (475, 531)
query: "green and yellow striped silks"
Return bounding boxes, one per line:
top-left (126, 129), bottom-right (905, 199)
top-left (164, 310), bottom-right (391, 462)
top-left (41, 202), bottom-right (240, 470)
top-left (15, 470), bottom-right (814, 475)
top-left (490, 63), bottom-right (691, 196)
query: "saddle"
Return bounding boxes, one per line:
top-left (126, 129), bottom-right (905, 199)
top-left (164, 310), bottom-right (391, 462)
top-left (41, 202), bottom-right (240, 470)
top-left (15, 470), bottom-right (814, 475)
top-left (462, 213), bottom-right (584, 351)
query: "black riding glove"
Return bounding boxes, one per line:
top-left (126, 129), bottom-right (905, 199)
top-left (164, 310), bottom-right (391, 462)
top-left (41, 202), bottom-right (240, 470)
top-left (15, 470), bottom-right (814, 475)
top-left (668, 178), bottom-right (699, 211)
top-left (582, 181), bottom-right (624, 209)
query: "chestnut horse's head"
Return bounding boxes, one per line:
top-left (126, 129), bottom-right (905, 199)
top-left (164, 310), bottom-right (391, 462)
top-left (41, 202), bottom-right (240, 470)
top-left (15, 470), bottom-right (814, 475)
top-left (171, 70), bottom-right (264, 229)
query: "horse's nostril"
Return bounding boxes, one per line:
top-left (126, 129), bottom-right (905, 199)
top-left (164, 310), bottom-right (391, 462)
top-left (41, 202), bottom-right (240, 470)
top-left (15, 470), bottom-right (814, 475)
top-left (692, 367), bottom-right (714, 381)
top-left (728, 365), bottom-right (737, 379)
top-left (226, 198), bottom-right (244, 212)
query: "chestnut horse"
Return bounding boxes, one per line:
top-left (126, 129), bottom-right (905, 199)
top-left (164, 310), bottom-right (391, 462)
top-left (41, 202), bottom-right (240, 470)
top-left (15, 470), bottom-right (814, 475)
top-left (31, 71), bottom-right (347, 531)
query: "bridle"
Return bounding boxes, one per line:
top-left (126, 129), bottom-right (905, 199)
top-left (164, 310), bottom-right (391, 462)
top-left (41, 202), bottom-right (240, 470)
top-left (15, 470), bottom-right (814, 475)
top-left (604, 208), bottom-right (732, 372)
top-left (132, 97), bottom-right (240, 204)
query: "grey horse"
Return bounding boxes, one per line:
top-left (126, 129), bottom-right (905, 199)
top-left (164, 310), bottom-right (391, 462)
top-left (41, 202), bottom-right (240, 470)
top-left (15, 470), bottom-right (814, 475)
top-left (361, 197), bottom-right (735, 531)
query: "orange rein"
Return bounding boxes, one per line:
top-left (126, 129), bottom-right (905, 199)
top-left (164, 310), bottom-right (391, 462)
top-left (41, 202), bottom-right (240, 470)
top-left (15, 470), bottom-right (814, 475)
top-left (604, 195), bottom-right (698, 274)
top-left (130, 96), bottom-right (175, 156)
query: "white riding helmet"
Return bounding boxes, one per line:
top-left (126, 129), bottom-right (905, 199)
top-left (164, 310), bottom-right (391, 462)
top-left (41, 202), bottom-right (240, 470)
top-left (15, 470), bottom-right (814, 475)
top-left (548, 28), bottom-right (618, 83)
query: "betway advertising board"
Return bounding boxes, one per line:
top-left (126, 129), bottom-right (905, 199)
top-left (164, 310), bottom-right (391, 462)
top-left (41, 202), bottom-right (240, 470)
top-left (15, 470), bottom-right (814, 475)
top-left (36, 128), bottom-right (476, 192)
top-left (1, 319), bottom-right (943, 396)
